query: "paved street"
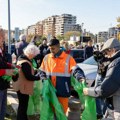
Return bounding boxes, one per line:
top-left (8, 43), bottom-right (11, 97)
top-left (7, 87), bottom-right (83, 120)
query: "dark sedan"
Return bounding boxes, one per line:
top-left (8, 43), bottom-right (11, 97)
top-left (70, 49), bottom-right (84, 63)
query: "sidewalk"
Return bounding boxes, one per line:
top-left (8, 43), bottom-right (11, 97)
top-left (7, 88), bottom-right (18, 114)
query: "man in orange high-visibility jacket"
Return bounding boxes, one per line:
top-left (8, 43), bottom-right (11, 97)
top-left (39, 38), bottom-right (85, 114)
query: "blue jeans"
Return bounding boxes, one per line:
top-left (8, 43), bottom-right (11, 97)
top-left (0, 89), bottom-right (7, 120)
top-left (96, 98), bottom-right (107, 115)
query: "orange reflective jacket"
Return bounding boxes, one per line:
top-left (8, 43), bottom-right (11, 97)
top-left (40, 51), bottom-right (76, 97)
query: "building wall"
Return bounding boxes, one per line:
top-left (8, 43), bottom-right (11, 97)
top-left (108, 27), bottom-right (120, 39)
top-left (26, 14), bottom-right (82, 37)
top-left (36, 22), bottom-right (43, 36)
top-left (27, 25), bottom-right (36, 35)
top-left (42, 16), bottom-right (56, 37)
top-left (97, 31), bottom-right (108, 43)
top-left (55, 14), bottom-right (76, 36)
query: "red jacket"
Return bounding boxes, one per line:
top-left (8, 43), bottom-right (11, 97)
top-left (0, 69), bottom-right (6, 76)
top-left (0, 63), bottom-right (13, 76)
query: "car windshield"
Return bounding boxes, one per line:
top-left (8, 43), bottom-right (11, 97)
top-left (83, 56), bottom-right (97, 65)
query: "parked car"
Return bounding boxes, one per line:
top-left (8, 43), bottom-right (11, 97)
top-left (77, 56), bottom-right (98, 87)
top-left (70, 49), bottom-right (84, 63)
top-left (71, 56), bottom-right (98, 97)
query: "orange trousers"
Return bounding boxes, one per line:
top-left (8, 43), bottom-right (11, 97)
top-left (58, 97), bottom-right (69, 113)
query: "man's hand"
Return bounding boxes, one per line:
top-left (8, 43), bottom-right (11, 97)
top-left (78, 78), bottom-right (85, 82)
top-left (83, 88), bottom-right (89, 95)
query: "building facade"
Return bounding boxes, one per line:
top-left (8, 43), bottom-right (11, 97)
top-left (55, 14), bottom-right (77, 36)
top-left (27, 25), bottom-right (36, 35)
top-left (42, 16), bottom-right (56, 37)
top-left (97, 31), bottom-right (108, 43)
top-left (108, 27), bottom-right (120, 39)
top-left (35, 21), bottom-right (43, 36)
top-left (26, 14), bottom-right (81, 37)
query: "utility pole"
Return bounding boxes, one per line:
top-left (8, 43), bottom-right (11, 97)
top-left (81, 23), bottom-right (84, 46)
top-left (8, 0), bottom-right (11, 54)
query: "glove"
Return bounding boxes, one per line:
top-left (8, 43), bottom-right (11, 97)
top-left (74, 72), bottom-right (85, 82)
top-left (72, 67), bottom-right (85, 82)
top-left (35, 70), bottom-right (46, 80)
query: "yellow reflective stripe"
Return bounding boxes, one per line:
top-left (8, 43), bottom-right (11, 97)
top-left (41, 55), bottom-right (48, 71)
top-left (65, 55), bottom-right (71, 74)
top-left (41, 54), bottom-right (71, 77)
top-left (46, 72), bottom-right (70, 77)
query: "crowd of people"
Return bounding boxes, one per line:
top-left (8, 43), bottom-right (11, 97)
top-left (1, 26), bottom-right (120, 120)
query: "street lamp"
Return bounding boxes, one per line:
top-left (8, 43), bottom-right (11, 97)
top-left (8, 0), bottom-right (11, 54)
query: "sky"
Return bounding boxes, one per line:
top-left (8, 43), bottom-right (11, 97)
top-left (0, 0), bottom-right (120, 34)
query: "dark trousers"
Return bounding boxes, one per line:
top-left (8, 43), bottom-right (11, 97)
top-left (0, 89), bottom-right (7, 120)
top-left (17, 91), bottom-right (29, 120)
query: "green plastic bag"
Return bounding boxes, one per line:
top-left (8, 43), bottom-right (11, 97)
top-left (27, 59), bottom-right (42, 115)
top-left (2, 68), bottom-right (19, 82)
top-left (71, 76), bottom-right (97, 120)
top-left (27, 95), bottom-right (35, 115)
top-left (40, 79), bottom-right (67, 120)
top-left (82, 96), bottom-right (97, 120)
top-left (27, 80), bottom-right (43, 115)
top-left (34, 81), bottom-right (43, 112)
top-left (40, 80), bottom-right (54, 120)
top-left (32, 59), bottom-right (37, 70)
top-left (71, 76), bottom-right (85, 104)
top-left (48, 79), bottom-right (67, 120)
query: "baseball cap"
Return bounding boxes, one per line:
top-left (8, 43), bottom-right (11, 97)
top-left (101, 38), bottom-right (120, 52)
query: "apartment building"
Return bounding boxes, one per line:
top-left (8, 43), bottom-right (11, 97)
top-left (97, 31), bottom-right (108, 43)
top-left (36, 21), bottom-right (43, 36)
top-left (26, 14), bottom-right (80, 37)
top-left (69, 24), bottom-right (81, 32)
top-left (27, 25), bottom-right (36, 35)
top-left (108, 27), bottom-right (117, 38)
top-left (42, 16), bottom-right (56, 37)
top-left (55, 14), bottom-right (76, 36)
top-left (108, 27), bottom-right (120, 39)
